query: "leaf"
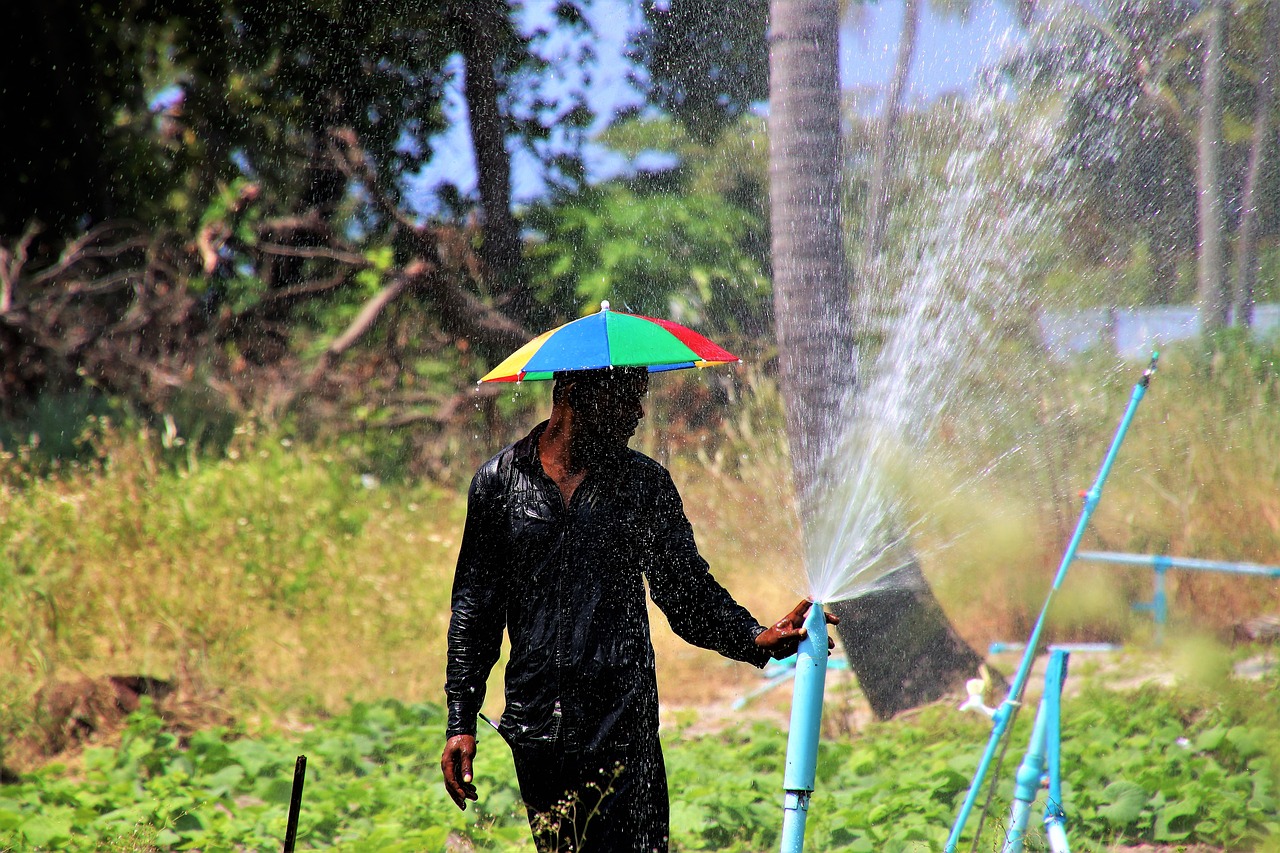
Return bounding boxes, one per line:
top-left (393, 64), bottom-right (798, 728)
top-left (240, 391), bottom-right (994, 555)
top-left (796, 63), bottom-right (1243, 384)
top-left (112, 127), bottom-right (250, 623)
top-left (1153, 796), bottom-right (1200, 841)
top-left (669, 800), bottom-right (712, 838)
top-left (1097, 780), bottom-right (1149, 827)
top-left (203, 764), bottom-right (247, 797)
top-left (19, 814), bottom-right (73, 848)
top-left (1225, 726), bottom-right (1265, 760)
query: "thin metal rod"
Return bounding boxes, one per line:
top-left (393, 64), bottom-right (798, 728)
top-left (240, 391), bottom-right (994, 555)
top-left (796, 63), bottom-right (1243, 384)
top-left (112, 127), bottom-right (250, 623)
top-left (283, 754), bottom-right (306, 853)
top-left (945, 353), bottom-right (1157, 853)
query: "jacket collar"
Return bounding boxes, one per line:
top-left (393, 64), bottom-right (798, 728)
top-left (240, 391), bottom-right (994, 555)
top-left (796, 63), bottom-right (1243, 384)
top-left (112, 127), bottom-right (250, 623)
top-left (512, 421), bottom-right (549, 474)
top-left (511, 419), bottom-right (629, 477)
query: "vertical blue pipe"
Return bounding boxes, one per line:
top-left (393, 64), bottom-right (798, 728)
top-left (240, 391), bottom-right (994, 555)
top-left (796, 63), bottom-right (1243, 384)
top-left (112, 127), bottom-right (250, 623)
top-left (945, 354), bottom-right (1157, 853)
top-left (780, 602), bottom-right (829, 853)
top-left (1001, 651), bottom-right (1069, 853)
top-left (1043, 656), bottom-right (1070, 853)
top-left (1152, 557), bottom-right (1169, 644)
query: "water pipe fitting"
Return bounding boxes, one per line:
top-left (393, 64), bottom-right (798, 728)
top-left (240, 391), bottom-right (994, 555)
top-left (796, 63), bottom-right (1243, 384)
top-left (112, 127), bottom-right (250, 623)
top-left (779, 602), bottom-right (829, 853)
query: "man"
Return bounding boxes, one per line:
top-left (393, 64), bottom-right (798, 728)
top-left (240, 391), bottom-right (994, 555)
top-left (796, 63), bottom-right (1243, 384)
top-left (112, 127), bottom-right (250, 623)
top-left (441, 366), bottom-right (836, 852)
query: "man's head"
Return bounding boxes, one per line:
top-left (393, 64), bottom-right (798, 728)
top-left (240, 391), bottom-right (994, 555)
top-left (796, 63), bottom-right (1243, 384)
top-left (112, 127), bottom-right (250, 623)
top-left (553, 367), bottom-right (649, 451)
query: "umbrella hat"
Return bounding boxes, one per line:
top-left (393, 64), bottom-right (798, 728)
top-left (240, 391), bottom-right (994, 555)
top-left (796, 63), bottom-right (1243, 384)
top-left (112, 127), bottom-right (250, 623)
top-left (479, 301), bottom-right (740, 383)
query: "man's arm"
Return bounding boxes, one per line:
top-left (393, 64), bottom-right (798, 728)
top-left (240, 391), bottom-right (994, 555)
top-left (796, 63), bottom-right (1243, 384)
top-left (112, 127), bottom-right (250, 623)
top-left (643, 468), bottom-right (775, 666)
top-left (441, 467), bottom-right (507, 810)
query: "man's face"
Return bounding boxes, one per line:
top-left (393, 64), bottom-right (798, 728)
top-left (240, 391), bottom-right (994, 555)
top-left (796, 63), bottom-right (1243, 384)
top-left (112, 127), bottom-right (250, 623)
top-left (569, 370), bottom-right (649, 450)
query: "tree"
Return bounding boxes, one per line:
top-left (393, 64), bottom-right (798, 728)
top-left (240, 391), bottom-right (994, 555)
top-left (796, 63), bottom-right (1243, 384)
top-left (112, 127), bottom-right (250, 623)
top-left (0, 1), bottom-right (168, 242)
top-left (637, 0), bottom-right (770, 144)
top-left (523, 116), bottom-right (772, 341)
top-left (1230, 0), bottom-right (1278, 327)
top-left (0, 0), bottom-right (578, 454)
top-left (863, 0), bottom-right (923, 260)
top-left (1197, 0), bottom-right (1228, 330)
top-left (768, 0), bottom-right (984, 719)
top-left (1004, 0), bottom-right (1280, 319)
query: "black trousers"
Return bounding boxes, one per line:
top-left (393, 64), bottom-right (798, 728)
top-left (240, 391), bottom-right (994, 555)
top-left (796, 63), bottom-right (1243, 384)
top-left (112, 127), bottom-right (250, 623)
top-left (510, 736), bottom-right (669, 852)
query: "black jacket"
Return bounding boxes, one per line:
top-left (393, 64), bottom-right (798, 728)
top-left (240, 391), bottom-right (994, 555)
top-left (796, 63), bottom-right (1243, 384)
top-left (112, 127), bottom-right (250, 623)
top-left (445, 422), bottom-right (769, 753)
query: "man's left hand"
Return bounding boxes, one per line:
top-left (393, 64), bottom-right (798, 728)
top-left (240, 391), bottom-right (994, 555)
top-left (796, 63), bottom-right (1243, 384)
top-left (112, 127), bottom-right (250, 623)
top-left (755, 598), bottom-right (839, 659)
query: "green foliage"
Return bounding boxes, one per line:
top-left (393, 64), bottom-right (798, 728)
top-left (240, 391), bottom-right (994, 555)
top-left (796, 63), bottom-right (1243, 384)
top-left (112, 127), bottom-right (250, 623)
top-left (2, 678), bottom-right (1276, 851)
top-left (665, 679), bottom-right (1280, 852)
top-left (635, 0), bottom-right (769, 143)
top-left (0, 395), bottom-right (128, 477)
top-left (524, 114), bottom-right (771, 342)
top-left (0, 699), bottom-right (527, 851)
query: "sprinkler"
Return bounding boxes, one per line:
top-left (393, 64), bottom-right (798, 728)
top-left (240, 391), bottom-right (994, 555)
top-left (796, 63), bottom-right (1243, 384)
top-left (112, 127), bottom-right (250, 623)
top-left (779, 601), bottom-right (830, 853)
top-left (944, 353), bottom-right (1159, 852)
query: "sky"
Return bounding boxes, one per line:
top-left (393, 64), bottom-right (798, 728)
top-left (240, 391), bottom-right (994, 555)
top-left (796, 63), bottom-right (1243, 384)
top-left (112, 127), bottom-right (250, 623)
top-left (408, 0), bottom-right (1022, 214)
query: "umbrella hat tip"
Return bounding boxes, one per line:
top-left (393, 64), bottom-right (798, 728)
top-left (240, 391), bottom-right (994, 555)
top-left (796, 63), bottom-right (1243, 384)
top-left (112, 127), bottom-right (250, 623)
top-left (600, 300), bottom-right (610, 312)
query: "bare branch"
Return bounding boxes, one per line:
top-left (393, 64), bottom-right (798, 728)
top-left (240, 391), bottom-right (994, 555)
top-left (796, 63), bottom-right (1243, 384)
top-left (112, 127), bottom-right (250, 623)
top-left (0, 223), bottom-right (39, 313)
top-left (275, 260), bottom-right (424, 414)
top-left (253, 269), bottom-right (354, 306)
top-left (327, 127), bottom-right (532, 358)
top-left (254, 243), bottom-right (369, 265)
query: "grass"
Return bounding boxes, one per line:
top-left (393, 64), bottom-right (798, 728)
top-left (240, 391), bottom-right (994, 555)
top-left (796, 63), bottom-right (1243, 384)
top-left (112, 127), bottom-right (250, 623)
top-left (0, 422), bottom-right (464, 743)
top-left (899, 337), bottom-right (1280, 649)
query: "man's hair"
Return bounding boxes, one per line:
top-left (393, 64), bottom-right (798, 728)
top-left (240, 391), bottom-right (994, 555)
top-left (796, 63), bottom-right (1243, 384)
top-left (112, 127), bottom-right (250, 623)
top-left (552, 367), bottom-right (647, 404)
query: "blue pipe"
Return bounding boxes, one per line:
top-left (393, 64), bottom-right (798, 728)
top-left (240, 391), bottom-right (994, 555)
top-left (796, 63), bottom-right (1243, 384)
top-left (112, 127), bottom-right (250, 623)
top-left (945, 353), bottom-right (1157, 853)
top-left (1001, 650), bottom-right (1068, 853)
top-left (1075, 551), bottom-right (1280, 643)
top-left (780, 602), bottom-right (829, 853)
top-left (1076, 550), bottom-right (1280, 577)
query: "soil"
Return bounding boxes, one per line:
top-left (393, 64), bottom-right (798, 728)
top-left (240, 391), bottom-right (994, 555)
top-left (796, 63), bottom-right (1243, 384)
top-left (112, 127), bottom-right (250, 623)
top-left (2, 671), bottom-right (234, 777)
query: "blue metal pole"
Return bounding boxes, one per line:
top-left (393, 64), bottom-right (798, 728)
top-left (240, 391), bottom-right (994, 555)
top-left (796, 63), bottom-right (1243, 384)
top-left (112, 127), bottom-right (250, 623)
top-left (1074, 550), bottom-right (1280, 642)
top-left (780, 602), bottom-right (829, 853)
top-left (945, 354), bottom-right (1157, 853)
top-left (1000, 650), bottom-right (1069, 853)
top-left (1152, 558), bottom-right (1169, 644)
top-left (1075, 550), bottom-right (1280, 578)
top-left (1042, 653), bottom-right (1070, 853)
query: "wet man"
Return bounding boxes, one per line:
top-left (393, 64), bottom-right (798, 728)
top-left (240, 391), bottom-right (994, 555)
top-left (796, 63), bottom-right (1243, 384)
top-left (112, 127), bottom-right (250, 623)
top-left (441, 366), bottom-right (836, 852)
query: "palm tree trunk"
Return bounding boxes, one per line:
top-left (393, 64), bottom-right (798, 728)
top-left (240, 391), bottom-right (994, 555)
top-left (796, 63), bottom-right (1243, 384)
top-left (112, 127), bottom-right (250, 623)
top-left (1196, 0), bottom-right (1228, 331)
top-left (769, 0), bottom-right (856, 500)
top-left (769, 0), bottom-right (984, 720)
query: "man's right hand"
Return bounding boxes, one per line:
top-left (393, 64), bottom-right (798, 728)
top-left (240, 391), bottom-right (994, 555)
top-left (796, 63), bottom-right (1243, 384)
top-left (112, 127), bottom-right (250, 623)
top-left (441, 734), bottom-right (478, 809)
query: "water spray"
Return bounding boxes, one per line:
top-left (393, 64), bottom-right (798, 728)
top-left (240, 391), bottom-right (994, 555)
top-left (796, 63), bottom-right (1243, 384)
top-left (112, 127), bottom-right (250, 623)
top-left (944, 353), bottom-right (1159, 852)
top-left (779, 601), bottom-right (830, 853)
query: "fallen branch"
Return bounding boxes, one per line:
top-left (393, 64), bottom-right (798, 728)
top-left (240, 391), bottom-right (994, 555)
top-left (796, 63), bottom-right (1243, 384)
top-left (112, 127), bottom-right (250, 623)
top-left (278, 259), bottom-right (426, 414)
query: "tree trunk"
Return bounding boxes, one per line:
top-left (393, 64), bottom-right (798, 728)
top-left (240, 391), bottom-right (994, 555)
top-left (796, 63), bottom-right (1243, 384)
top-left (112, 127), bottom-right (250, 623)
top-left (768, 0), bottom-right (856, 497)
top-left (1230, 0), bottom-right (1277, 329)
top-left (460, 0), bottom-right (532, 322)
top-left (768, 0), bottom-right (984, 720)
top-left (864, 0), bottom-right (920, 260)
top-left (1149, 241), bottom-right (1179, 305)
top-left (1196, 0), bottom-right (1228, 331)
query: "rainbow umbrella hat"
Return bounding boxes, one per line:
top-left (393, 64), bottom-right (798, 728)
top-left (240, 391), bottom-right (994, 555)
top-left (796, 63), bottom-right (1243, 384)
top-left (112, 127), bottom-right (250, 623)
top-left (479, 301), bottom-right (741, 383)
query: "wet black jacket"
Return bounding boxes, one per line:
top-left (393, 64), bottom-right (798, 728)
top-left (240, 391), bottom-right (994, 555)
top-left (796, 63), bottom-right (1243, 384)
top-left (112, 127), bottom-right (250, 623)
top-left (445, 422), bottom-right (770, 753)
